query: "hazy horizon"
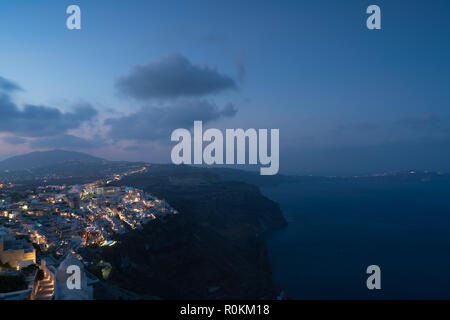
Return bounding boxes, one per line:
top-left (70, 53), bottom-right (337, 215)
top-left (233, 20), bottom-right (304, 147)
top-left (1, 148), bottom-right (449, 177)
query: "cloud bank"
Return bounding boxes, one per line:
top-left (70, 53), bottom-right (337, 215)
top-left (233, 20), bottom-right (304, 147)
top-left (2, 136), bottom-right (27, 145)
top-left (116, 54), bottom-right (237, 99)
top-left (0, 94), bottom-right (97, 137)
top-left (105, 100), bottom-right (237, 141)
top-left (29, 134), bottom-right (105, 149)
top-left (0, 76), bottom-right (22, 93)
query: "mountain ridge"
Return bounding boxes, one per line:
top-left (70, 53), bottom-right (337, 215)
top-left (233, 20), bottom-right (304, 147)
top-left (0, 149), bottom-right (105, 171)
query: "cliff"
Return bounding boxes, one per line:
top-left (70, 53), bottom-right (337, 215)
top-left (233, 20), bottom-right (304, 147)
top-left (82, 169), bottom-right (287, 299)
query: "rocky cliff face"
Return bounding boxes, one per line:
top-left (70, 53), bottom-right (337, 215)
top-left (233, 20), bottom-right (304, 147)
top-left (97, 214), bottom-right (281, 299)
top-left (84, 170), bottom-right (286, 299)
top-left (119, 170), bottom-right (287, 235)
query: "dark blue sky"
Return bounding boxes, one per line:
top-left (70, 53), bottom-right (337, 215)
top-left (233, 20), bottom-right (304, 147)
top-left (0, 0), bottom-right (449, 175)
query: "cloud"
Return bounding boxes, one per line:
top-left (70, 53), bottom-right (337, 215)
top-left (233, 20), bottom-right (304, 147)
top-left (0, 93), bottom-right (98, 137)
top-left (395, 114), bottom-right (450, 133)
top-left (0, 76), bottom-right (22, 93)
top-left (2, 136), bottom-right (27, 145)
top-left (105, 99), bottom-right (237, 141)
top-left (29, 134), bottom-right (105, 149)
top-left (236, 60), bottom-right (246, 82)
top-left (333, 122), bottom-right (380, 135)
top-left (236, 51), bottom-right (247, 82)
top-left (116, 54), bottom-right (237, 99)
top-left (123, 145), bottom-right (142, 151)
top-left (220, 103), bottom-right (238, 117)
top-left (201, 31), bottom-right (226, 44)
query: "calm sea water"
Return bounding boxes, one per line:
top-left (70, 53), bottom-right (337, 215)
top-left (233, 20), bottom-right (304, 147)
top-left (261, 179), bottom-right (450, 299)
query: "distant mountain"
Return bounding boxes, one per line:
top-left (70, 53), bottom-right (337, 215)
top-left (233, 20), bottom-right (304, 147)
top-left (0, 150), bottom-right (105, 171)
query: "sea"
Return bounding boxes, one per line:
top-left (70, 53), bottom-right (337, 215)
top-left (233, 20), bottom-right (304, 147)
top-left (261, 179), bottom-right (450, 299)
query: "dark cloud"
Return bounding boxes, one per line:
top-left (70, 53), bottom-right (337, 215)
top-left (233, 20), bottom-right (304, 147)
top-left (29, 134), bottom-right (105, 149)
top-left (236, 60), bottom-right (246, 82)
top-left (0, 93), bottom-right (97, 137)
top-left (395, 114), bottom-right (450, 133)
top-left (105, 100), bottom-right (237, 141)
top-left (116, 54), bottom-right (237, 100)
top-left (123, 145), bottom-right (143, 151)
top-left (333, 122), bottom-right (380, 135)
top-left (2, 136), bottom-right (27, 145)
top-left (235, 52), bottom-right (247, 82)
top-left (201, 31), bottom-right (226, 44)
top-left (220, 103), bottom-right (238, 117)
top-left (0, 76), bottom-right (22, 93)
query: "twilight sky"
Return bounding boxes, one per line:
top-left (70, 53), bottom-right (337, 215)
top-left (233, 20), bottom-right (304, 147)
top-left (0, 0), bottom-right (449, 175)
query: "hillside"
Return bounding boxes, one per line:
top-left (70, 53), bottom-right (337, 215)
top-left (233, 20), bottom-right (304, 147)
top-left (82, 170), bottom-right (287, 299)
top-left (0, 150), bottom-right (104, 171)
